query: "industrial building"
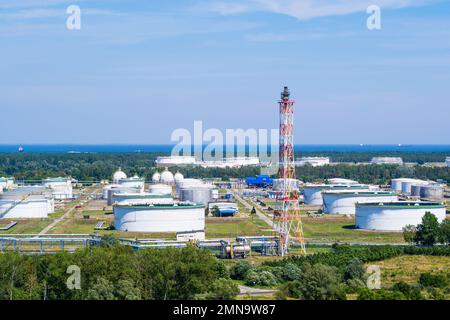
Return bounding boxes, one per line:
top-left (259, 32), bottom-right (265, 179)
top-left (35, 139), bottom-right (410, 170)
top-left (302, 184), bottom-right (371, 205)
top-left (296, 157), bottom-right (330, 167)
top-left (245, 175), bottom-right (273, 188)
top-left (355, 201), bottom-right (446, 231)
top-left (446, 157), bottom-right (450, 167)
top-left (114, 202), bottom-right (205, 238)
top-left (208, 202), bottom-right (238, 217)
top-left (371, 157), bottom-right (403, 165)
top-left (322, 190), bottom-right (398, 215)
top-left (0, 186), bottom-right (54, 219)
top-left (155, 155), bottom-right (260, 168)
top-left (43, 177), bottom-right (73, 200)
top-left (104, 185), bottom-right (142, 205)
top-left (155, 156), bottom-right (197, 167)
top-left (0, 177), bottom-right (15, 191)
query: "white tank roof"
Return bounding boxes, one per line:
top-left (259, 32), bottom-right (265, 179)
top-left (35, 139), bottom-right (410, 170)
top-left (160, 169), bottom-right (174, 184)
top-left (113, 167), bottom-right (127, 182)
top-left (174, 171), bottom-right (184, 183)
top-left (152, 172), bottom-right (161, 183)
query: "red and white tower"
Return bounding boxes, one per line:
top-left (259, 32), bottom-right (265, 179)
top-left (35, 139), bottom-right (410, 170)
top-left (273, 86), bottom-right (306, 256)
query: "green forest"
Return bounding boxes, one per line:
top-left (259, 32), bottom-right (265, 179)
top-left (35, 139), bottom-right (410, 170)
top-left (0, 153), bottom-right (448, 184)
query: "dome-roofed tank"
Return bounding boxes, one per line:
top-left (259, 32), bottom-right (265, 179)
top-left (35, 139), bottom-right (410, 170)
top-left (174, 171), bottom-right (184, 184)
top-left (160, 168), bottom-right (174, 185)
top-left (113, 167), bottom-right (127, 184)
top-left (152, 172), bottom-right (161, 183)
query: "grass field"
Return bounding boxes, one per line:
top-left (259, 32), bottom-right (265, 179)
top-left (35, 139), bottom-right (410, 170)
top-left (369, 255), bottom-right (450, 287)
top-left (0, 219), bottom-right (52, 234)
top-left (302, 216), bottom-right (405, 243)
top-left (206, 216), bottom-right (272, 238)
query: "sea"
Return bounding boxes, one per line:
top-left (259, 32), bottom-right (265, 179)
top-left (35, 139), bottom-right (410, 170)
top-left (0, 145), bottom-right (449, 154)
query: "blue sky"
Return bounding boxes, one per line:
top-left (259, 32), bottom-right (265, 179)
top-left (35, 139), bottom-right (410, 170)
top-left (0, 0), bottom-right (449, 144)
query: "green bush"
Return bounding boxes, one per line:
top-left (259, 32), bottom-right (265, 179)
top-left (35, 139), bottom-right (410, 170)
top-left (283, 263), bottom-right (346, 300)
top-left (230, 260), bottom-right (252, 280)
top-left (206, 278), bottom-right (239, 300)
top-left (419, 273), bottom-right (448, 289)
top-left (244, 270), bottom-right (278, 287)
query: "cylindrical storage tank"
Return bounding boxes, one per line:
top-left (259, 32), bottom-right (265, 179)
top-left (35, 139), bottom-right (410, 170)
top-left (107, 186), bottom-right (142, 205)
top-left (273, 179), bottom-right (299, 192)
top-left (420, 184), bottom-right (444, 199)
top-left (176, 178), bottom-right (203, 195)
top-left (327, 178), bottom-right (358, 185)
top-left (391, 178), bottom-right (409, 192)
top-left (302, 184), bottom-right (370, 206)
top-left (112, 193), bottom-right (173, 205)
top-left (322, 191), bottom-right (398, 215)
top-left (114, 202), bottom-right (205, 233)
top-left (148, 184), bottom-right (173, 195)
top-left (401, 179), bottom-right (426, 195)
top-left (356, 202), bottom-right (446, 231)
top-left (410, 185), bottom-right (422, 197)
top-left (180, 185), bottom-right (214, 206)
top-left (0, 199), bottom-right (49, 219)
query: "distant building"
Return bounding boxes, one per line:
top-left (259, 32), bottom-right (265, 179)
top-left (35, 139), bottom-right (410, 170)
top-left (156, 156), bottom-right (260, 168)
top-left (296, 157), bottom-right (330, 167)
top-left (370, 157), bottom-right (403, 165)
top-left (446, 157), bottom-right (450, 167)
top-left (245, 175), bottom-right (273, 188)
top-left (155, 156), bottom-right (197, 167)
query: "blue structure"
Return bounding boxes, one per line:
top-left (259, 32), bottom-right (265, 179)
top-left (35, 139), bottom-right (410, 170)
top-left (245, 175), bottom-right (273, 188)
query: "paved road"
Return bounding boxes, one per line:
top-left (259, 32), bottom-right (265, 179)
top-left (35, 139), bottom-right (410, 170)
top-left (233, 192), bottom-right (273, 228)
top-left (38, 187), bottom-right (97, 235)
top-left (238, 285), bottom-right (277, 296)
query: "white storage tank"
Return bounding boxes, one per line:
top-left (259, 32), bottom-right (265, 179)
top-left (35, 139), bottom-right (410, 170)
top-left (391, 178), bottom-right (410, 192)
top-left (326, 178), bottom-right (359, 185)
top-left (174, 172), bottom-right (184, 184)
top-left (112, 193), bottom-right (173, 205)
top-left (179, 184), bottom-right (214, 206)
top-left (160, 168), bottom-right (175, 185)
top-left (114, 202), bottom-right (205, 235)
top-left (401, 179), bottom-right (427, 195)
top-left (302, 184), bottom-right (370, 206)
top-left (0, 199), bottom-right (49, 219)
top-left (322, 190), bottom-right (398, 215)
top-left (420, 184), bottom-right (444, 199)
top-left (148, 184), bottom-right (173, 195)
top-left (118, 175), bottom-right (145, 192)
top-left (152, 172), bottom-right (161, 183)
top-left (355, 201), bottom-right (446, 231)
top-left (113, 167), bottom-right (127, 184)
top-left (107, 185), bottom-right (142, 205)
top-left (272, 179), bottom-right (299, 192)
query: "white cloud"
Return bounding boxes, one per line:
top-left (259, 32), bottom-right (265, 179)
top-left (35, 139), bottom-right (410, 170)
top-left (202, 0), bottom-right (444, 20)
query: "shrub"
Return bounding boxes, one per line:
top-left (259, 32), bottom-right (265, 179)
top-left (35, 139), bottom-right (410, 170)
top-left (206, 278), bottom-right (239, 300)
top-left (419, 273), bottom-right (448, 289)
top-left (244, 270), bottom-right (278, 287)
top-left (230, 260), bottom-right (252, 280)
top-left (284, 263), bottom-right (346, 300)
top-left (344, 258), bottom-right (365, 281)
